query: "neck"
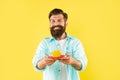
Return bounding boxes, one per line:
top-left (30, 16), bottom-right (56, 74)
top-left (56, 32), bottom-right (66, 40)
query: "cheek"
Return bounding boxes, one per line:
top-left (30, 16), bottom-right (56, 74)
top-left (64, 23), bottom-right (67, 27)
top-left (50, 23), bottom-right (56, 27)
top-left (50, 23), bottom-right (53, 27)
top-left (60, 22), bottom-right (65, 26)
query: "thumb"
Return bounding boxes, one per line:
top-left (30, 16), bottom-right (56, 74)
top-left (65, 54), bottom-right (70, 57)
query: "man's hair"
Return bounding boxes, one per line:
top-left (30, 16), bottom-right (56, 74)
top-left (49, 8), bottom-right (68, 21)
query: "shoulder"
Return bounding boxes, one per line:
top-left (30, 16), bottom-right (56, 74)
top-left (67, 34), bottom-right (81, 43)
top-left (40, 36), bottom-right (54, 43)
top-left (37, 37), bottom-right (52, 47)
top-left (68, 35), bottom-right (84, 48)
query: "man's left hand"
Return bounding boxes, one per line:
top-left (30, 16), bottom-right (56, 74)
top-left (59, 54), bottom-right (75, 65)
top-left (59, 54), bottom-right (82, 70)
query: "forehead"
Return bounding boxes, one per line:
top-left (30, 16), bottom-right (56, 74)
top-left (50, 14), bottom-right (64, 20)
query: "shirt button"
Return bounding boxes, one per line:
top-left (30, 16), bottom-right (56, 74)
top-left (58, 70), bottom-right (60, 72)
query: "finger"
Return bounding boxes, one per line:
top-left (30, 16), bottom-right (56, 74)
top-left (65, 54), bottom-right (70, 57)
top-left (61, 54), bottom-right (69, 60)
top-left (47, 56), bottom-right (55, 60)
top-left (45, 58), bottom-right (54, 63)
top-left (59, 59), bottom-right (68, 64)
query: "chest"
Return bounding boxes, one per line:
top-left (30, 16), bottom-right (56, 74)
top-left (46, 40), bottom-right (73, 55)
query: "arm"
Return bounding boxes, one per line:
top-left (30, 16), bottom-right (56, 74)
top-left (59, 54), bottom-right (82, 70)
top-left (70, 57), bottom-right (82, 70)
top-left (36, 58), bottom-right (46, 69)
top-left (59, 39), bottom-right (87, 71)
top-left (72, 39), bottom-right (88, 71)
top-left (37, 56), bottom-right (56, 69)
top-left (32, 39), bottom-right (56, 71)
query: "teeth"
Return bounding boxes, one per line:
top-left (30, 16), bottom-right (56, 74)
top-left (54, 27), bottom-right (60, 30)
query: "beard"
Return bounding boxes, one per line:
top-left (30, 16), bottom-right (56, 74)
top-left (50, 25), bottom-right (66, 39)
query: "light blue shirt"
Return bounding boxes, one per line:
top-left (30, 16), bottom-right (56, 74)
top-left (32, 34), bottom-right (87, 80)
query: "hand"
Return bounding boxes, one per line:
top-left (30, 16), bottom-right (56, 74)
top-left (59, 54), bottom-right (75, 65)
top-left (59, 54), bottom-right (82, 70)
top-left (43, 56), bottom-right (56, 66)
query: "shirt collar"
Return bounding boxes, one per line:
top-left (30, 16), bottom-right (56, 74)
top-left (49, 33), bottom-right (72, 42)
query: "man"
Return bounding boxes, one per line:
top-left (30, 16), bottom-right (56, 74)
top-left (32, 8), bottom-right (87, 80)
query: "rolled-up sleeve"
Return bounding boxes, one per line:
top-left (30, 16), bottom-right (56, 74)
top-left (32, 39), bottom-right (47, 72)
top-left (73, 39), bottom-right (88, 71)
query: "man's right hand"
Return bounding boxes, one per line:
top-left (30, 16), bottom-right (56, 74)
top-left (37, 56), bottom-right (56, 69)
top-left (43, 56), bottom-right (56, 66)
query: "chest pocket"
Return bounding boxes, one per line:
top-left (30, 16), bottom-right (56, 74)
top-left (65, 45), bottom-right (73, 56)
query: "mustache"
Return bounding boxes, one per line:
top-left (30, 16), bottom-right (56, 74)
top-left (50, 25), bottom-right (64, 30)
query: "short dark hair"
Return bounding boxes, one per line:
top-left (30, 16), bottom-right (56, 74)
top-left (49, 8), bottom-right (68, 21)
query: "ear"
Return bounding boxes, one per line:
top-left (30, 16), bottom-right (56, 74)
top-left (65, 21), bottom-right (68, 26)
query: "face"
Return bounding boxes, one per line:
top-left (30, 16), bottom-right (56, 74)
top-left (49, 14), bottom-right (67, 39)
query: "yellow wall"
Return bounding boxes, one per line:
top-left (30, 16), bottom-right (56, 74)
top-left (0, 0), bottom-right (120, 80)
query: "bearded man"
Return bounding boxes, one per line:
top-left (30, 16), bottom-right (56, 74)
top-left (32, 8), bottom-right (88, 80)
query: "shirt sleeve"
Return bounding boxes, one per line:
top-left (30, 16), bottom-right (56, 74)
top-left (72, 39), bottom-right (88, 71)
top-left (32, 39), bottom-right (48, 72)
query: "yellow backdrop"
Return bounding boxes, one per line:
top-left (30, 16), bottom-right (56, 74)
top-left (0, 0), bottom-right (120, 80)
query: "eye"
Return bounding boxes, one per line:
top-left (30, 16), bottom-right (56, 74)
top-left (58, 19), bottom-right (62, 22)
top-left (50, 20), bottom-right (55, 23)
